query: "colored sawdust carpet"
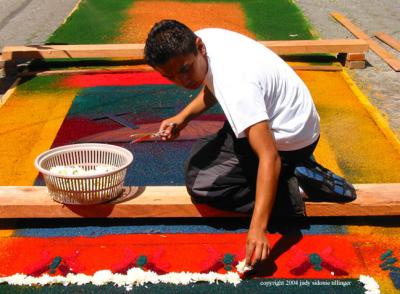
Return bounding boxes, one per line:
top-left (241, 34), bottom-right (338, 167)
top-left (2, 52), bottom-right (400, 294)
top-left (1, 217), bottom-right (399, 292)
top-left (47, 0), bottom-right (315, 44)
top-left (6, 70), bottom-right (399, 186)
top-left (1, 0), bottom-right (399, 293)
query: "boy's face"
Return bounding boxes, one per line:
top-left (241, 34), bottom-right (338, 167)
top-left (155, 38), bottom-right (208, 90)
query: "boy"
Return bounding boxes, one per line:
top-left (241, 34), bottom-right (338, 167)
top-left (144, 20), bottom-right (355, 268)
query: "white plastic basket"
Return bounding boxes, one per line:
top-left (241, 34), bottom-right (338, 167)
top-left (34, 143), bottom-right (133, 204)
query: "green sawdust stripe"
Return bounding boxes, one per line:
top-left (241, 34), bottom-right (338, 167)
top-left (240, 0), bottom-right (316, 40)
top-left (172, 0), bottom-right (316, 40)
top-left (46, 0), bottom-right (133, 44)
top-left (47, 0), bottom-right (315, 45)
top-left (16, 76), bottom-right (64, 93)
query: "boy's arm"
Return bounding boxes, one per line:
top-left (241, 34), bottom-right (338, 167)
top-left (245, 120), bottom-right (281, 266)
top-left (159, 86), bottom-right (217, 140)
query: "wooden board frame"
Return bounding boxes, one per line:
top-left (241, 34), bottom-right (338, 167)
top-left (331, 12), bottom-right (400, 71)
top-left (17, 64), bottom-right (342, 77)
top-left (0, 184), bottom-right (399, 218)
top-left (1, 39), bottom-right (368, 62)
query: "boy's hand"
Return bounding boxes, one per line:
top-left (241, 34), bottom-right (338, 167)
top-left (245, 226), bottom-right (270, 267)
top-left (159, 115), bottom-right (186, 140)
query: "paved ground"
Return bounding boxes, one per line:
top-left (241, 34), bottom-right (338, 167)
top-left (0, 0), bottom-right (399, 139)
top-left (0, 0), bottom-right (80, 97)
top-left (0, 0), bottom-right (79, 47)
top-left (296, 0), bottom-right (400, 138)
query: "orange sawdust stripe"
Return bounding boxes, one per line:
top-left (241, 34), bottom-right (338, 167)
top-left (116, 0), bottom-right (255, 43)
top-left (0, 89), bottom-right (77, 185)
top-left (298, 71), bottom-right (400, 183)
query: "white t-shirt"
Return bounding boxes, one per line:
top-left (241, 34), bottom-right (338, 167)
top-left (195, 28), bottom-right (320, 151)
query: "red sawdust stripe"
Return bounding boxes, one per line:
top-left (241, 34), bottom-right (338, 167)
top-left (0, 234), bottom-right (375, 278)
top-left (62, 72), bottom-right (172, 88)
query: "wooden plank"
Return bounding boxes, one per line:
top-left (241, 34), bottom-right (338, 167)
top-left (1, 39), bottom-right (368, 62)
top-left (0, 77), bottom-right (20, 108)
top-left (1, 44), bottom-right (146, 61)
top-left (375, 32), bottom-right (400, 52)
top-left (0, 56), bottom-right (4, 77)
top-left (259, 39), bottom-right (368, 55)
top-left (0, 184), bottom-right (398, 218)
top-left (17, 65), bottom-right (154, 77)
top-left (18, 64), bottom-right (342, 77)
top-left (331, 12), bottom-right (400, 71)
top-left (291, 65), bottom-right (342, 71)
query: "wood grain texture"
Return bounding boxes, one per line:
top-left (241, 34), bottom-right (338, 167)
top-left (346, 53), bottom-right (365, 61)
top-left (18, 64), bottom-right (342, 77)
top-left (2, 39), bottom-right (368, 61)
top-left (0, 184), bottom-right (399, 218)
top-left (375, 32), bottom-right (400, 52)
top-left (331, 12), bottom-right (400, 71)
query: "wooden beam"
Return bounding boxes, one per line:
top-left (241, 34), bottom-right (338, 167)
top-left (0, 77), bottom-right (20, 108)
top-left (17, 64), bottom-right (342, 77)
top-left (1, 39), bottom-right (368, 62)
top-left (0, 184), bottom-right (398, 218)
top-left (17, 66), bottom-right (154, 77)
top-left (259, 39), bottom-right (368, 55)
top-left (331, 12), bottom-right (400, 71)
top-left (0, 56), bottom-right (4, 77)
top-left (291, 65), bottom-right (342, 71)
top-left (375, 32), bottom-right (400, 52)
top-left (1, 44), bottom-right (146, 61)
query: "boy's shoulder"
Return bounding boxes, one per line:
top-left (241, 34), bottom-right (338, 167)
top-left (195, 28), bottom-right (250, 42)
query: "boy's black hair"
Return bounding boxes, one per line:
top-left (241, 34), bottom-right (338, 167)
top-left (144, 20), bottom-right (198, 67)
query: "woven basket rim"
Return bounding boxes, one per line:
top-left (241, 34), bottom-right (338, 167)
top-left (34, 143), bottom-right (133, 179)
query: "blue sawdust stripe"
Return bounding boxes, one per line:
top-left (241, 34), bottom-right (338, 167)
top-left (123, 141), bottom-right (193, 186)
top-left (11, 218), bottom-right (348, 237)
top-left (0, 279), bottom-right (365, 293)
top-left (12, 216), bottom-right (399, 238)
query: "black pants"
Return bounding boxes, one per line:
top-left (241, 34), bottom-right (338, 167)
top-left (185, 122), bottom-right (318, 216)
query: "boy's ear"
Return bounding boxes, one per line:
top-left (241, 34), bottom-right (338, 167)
top-left (196, 37), bottom-right (206, 55)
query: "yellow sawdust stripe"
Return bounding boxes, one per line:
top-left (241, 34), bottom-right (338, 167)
top-left (347, 224), bottom-right (400, 236)
top-left (293, 67), bottom-right (344, 176)
top-left (298, 70), bottom-right (400, 183)
top-left (0, 77), bottom-right (20, 108)
top-left (0, 229), bottom-right (14, 237)
top-left (62, 0), bottom-right (82, 26)
top-left (313, 130), bottom-right (344, 176)
top-left (0, 89), bottom-right (77, 185)
top-left (379, 279), bottom-right (399, 294)
top-left (0, 220), bottom-right (17, 237)
top-left (341, 69), bottom-right (400, 155)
